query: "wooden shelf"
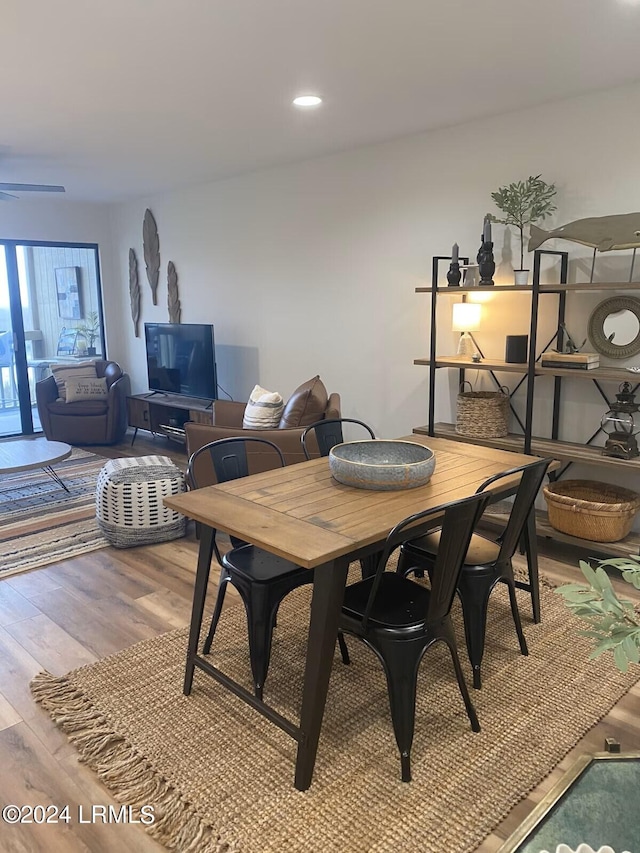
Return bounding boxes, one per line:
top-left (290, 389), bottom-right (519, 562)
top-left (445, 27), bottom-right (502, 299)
top-left (534, 513), bottom-right (640, 556)
top-left (414, 357), bottom-right (639, 384)
top-left (414, 423), bottom-right (640, 472)
top-left (415, 285), bottom-right (533, 293)
top-left (536, 365), bottom-right (638, 382)
top-left (415, 281), bottom-right (639, 294)
top-left (480, 506), bottom-right (640, 557)
top-left (414, 356), bottom-right (529, 372)
top-left (539, 281), bottom-right (640, 292)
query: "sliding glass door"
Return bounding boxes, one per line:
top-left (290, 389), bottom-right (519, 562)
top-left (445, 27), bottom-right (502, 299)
top-left (0, 241), bottom-right (104, 438)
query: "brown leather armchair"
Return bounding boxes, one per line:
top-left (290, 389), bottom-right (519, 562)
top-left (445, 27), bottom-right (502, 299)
top-left (186, 375), bottom-right (340, 484)
top-left (36, 360), bottom-right (131, 446)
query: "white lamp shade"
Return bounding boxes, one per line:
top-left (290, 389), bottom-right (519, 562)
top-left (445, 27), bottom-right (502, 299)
top-left (452, 302), bottom-right (481, 332)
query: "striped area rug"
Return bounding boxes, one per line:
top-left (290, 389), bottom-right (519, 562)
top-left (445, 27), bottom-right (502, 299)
top-left (0, 448), bottom-right (109, 578)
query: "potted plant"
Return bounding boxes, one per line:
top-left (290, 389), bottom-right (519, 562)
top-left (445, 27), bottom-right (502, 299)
top-left (556, 555), bottom-right (640, 672)
top-left (77, 311), bottom-right (101, 356)
top-left (490, 175), bottom-right (557, 285)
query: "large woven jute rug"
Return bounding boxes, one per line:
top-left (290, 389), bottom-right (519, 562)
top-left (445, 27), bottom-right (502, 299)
top-left (31, 578), bottom-right (639, 853)
top-left (0, 447), bottom-right (108, 577)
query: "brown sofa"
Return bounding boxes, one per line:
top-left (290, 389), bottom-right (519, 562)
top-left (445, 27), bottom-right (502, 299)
top-left (36, 360), bottom-right (131, 446)
top-left (185, 375), bottom-right (340, 484)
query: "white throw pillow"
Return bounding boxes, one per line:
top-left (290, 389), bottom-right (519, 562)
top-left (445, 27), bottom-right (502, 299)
top-left (242, 384), bottom-right (284, 429)
top-left (50, 361), bottom-right (98, 401)
top-left (65, 376), bottom-right (108, 403)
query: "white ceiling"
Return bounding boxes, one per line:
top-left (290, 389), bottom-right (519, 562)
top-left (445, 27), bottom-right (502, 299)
top-left (3, 0), bottom-right (640, 203)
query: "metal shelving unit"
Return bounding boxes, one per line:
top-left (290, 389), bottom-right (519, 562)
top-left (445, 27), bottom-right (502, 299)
top-left (414, 249), bottom-right (640, 555)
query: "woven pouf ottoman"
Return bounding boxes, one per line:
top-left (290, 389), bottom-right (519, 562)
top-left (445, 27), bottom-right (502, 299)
top-left (96, 455), bottom-right (187, 548)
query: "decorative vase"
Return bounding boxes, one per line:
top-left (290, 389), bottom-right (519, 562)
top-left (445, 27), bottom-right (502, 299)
top-left (514, 269), bottom-right (529, 286)
top-left (477, 240), bottom-right (495, 286)
top-left (446, 261), bottom-right (461, 287)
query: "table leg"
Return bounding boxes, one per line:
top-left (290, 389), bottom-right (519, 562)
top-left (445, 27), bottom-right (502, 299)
top-left (183, 524), bottom-right (215, 695)
top-left (294, 556), bottom-right (349, 791)
top-left (42, 464), bottom-right (70, 492)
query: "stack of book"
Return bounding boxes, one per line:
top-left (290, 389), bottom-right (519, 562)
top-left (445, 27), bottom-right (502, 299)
top-left (540, 351), bottom-right (600, 370)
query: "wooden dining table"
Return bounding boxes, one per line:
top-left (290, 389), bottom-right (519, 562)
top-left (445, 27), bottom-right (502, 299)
top-left (164, 434), bottom-right (553, 791)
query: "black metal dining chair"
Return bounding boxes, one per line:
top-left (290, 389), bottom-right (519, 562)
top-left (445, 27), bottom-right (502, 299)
top-left (397, 458), bottom-right (552, 689)
top-left (338, 491), bottom-right (490, 782)
top-left (301, 417), bottom-right (375, 460)
top-left (186, 437), bottom-right (312, 700)
top-left (302, 417), bottom-right (378, 578)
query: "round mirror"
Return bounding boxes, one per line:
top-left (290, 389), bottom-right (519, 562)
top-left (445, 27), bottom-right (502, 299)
top-left (587, 296), bottom-right (640, 359)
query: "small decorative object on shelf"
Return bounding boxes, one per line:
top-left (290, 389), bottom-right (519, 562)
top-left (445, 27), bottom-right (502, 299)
top-left (529, 211), bottom-right (640, 254)
top-left (530, 212), bottom-right (640, 282)
top-left (600, 382), bottom-right (640, 459)
top-left (451, 301), bottom-right (481, 357)
top-left (490, 174), bottom-right (557, 285)
top-left (505, 334), bottom-right (528, 364)
top-left (460, 263), bottom-right (479, 286)
top-left (477, 216), bottom-right (495, 286)
top-left (446, 242), bottom-right (461, 286)
top-left (558, 322), bottom-right (587, 354)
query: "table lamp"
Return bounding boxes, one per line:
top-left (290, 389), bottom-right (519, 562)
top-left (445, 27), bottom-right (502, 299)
top-left (452, 302), bottom-right (481, 357)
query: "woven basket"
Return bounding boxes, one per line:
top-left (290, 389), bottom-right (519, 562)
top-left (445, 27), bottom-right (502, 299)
top-left (543, 479), bottom-right (640, 542)
top-left (455, 382), bottom-right (509, 439)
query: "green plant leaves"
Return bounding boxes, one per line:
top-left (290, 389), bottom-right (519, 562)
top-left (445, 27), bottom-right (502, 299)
top-left (490, 174), bottom-right (557, 269)
top-left (556, 555), bottom-right (640, 673)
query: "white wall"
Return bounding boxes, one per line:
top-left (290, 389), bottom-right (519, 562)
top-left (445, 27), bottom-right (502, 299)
top-left (107, 80), bottom-right (640, 493)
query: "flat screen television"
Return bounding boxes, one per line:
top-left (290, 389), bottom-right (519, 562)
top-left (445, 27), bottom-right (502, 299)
top-left (144, 322), bottom-right (217, 400)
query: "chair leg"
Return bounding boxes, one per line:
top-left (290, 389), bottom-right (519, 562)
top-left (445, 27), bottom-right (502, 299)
top-left (375, 638), bottom-right (422, 783)
top-left (202, 568), bottom-right (230, 655)
top-left (244, 585), bottom-right (278, 701)
top-left (506, 579), bottom-right (529, 657)
top-left (441, 624), bottom-right (480, 733)
top-left (457, 573), bottom-right (493, 689)
top-left (523, 510), bottom-right (541, 624)
top-left (338, 631), bottom-right (350, 664)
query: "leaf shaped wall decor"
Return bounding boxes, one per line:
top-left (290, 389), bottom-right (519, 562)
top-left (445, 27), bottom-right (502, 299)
top-left (142, 208), bottom-right (160, 305)
top-left (129, 248), bottom-right (140, 336)
top-left (167, 261), bottom-right (181, 323)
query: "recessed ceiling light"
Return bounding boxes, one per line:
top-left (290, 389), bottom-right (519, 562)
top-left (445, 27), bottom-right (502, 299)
top-left (293, 95), bottom-right (322, 107)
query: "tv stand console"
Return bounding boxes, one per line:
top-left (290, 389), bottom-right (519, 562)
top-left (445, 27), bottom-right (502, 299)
top-left (127, 393), bottom-right (214, 446)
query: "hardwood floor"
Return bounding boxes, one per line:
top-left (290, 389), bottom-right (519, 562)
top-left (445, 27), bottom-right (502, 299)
top-left (1, 429), bottom-right (638, 852)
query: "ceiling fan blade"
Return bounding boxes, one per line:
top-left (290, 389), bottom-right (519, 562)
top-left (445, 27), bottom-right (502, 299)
top-left (0, 183), bottom-right (65, 193)
top-left (0, 191), bottom-right (18, 200)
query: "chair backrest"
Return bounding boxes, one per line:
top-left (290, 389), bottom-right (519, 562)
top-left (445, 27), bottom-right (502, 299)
top-left (187, 437), bottom-right (286, 558)
top-left (475, 458), bottom-right (552, 563)
top-left (187, 436), bottom-right (286, 490)
top-left (57, 327), bottom-right (79, 356)
top-left (361, 492), bottom-right (490, 630)
top-left (301, 418), bottom-right (375, 460)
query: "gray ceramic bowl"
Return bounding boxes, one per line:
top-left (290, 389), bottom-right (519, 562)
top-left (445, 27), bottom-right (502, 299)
top-left (328, 440), bottom-right (436, 490)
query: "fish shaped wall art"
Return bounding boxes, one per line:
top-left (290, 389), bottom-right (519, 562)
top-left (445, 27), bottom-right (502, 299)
top-left (528, 212), bottom-right (640, 253)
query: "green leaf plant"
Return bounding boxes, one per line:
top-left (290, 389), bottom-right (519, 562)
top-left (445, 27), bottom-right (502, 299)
top-left (77, 310), bottom-right (100, 349)
top-left (556, 556), bottom-right (640, 673)
top-left (489, 175), bottom-right (557, 271)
